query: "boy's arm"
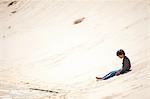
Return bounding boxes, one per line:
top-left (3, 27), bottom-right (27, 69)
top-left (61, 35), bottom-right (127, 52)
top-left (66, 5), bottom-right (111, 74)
top-left (116, 66), bottom-right (128, 76)
top-left (115, 69), bottom-right (122, 76)
top-left (116, 58), bottom-right (131, 75)
top-left (121, 58), bottom-right (131, 73)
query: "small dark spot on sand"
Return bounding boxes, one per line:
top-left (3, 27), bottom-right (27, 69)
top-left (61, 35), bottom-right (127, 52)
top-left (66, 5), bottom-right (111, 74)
top-left (8, 1), bottom-right (17, 7)
top-left (11, 11), bottom-right (17, 14)
top-left (25, 82), bottom-right (30, 84)
top-left (8, 26), bottom-right (11, 29)
top-left (29, 88), bottom-right (59, 93)
top-left (125, 26), bottom-right (129, 29)
top-left (74, 17), bottom-right (85, 24)
top-left (2, 35), bottom-right (6, 38)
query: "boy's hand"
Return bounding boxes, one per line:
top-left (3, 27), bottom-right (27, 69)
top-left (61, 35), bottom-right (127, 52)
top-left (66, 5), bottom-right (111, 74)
top-left (115, 71), bottom-right (120, 76)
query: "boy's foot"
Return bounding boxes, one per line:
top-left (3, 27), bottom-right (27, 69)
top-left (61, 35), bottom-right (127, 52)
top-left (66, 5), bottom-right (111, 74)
top-left (96, 77), bottom-right (103, 80)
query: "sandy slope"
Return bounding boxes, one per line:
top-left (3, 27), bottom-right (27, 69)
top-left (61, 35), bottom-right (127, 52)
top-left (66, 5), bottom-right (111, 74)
top-left (0, 0), bottom-right (150, 99)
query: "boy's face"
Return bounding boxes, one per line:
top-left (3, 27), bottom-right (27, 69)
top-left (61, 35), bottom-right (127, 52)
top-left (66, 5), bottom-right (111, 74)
top-left (118, 54), bottom-right (124, 59)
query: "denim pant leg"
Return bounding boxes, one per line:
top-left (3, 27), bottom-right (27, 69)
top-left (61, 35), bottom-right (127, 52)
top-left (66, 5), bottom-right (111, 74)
top-left (102, 70), bottom-right (118, 80)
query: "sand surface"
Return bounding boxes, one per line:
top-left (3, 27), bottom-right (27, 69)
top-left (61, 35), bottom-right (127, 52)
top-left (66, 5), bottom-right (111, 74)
top-left (0, 0), bottom-right (150, 99)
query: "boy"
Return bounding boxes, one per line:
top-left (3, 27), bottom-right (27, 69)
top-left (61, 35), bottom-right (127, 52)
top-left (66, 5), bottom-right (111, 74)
top-left (96, 49), bottom-right (131, 80)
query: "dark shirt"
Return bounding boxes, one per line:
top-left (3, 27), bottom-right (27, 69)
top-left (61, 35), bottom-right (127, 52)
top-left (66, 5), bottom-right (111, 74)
top-left (120, 56), bottom-right (131, 74)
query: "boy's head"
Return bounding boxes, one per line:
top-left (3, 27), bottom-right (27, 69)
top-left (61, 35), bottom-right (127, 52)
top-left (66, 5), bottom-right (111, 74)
top-left (116, 49), bottom-right (125, 59)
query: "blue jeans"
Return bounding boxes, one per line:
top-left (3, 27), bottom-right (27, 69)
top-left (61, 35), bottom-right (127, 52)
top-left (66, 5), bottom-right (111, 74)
top-left (102, 70), bottom-right (119, 80)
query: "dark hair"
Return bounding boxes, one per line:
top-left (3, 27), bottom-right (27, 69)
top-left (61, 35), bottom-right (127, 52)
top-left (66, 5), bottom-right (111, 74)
top-left (116, 49), bottom-right (125, 56)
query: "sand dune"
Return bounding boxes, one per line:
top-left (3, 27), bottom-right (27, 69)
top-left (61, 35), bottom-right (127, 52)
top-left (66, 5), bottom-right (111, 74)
top-left (0, 0), bottom-right (150, 99)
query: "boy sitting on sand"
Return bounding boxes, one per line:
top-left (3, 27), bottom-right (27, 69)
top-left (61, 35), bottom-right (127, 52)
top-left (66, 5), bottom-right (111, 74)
top-left (96, 49), bottom-right (131, 80)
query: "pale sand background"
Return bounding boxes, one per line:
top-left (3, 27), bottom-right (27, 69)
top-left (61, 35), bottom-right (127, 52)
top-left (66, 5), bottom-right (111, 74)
top-left (0, 0), bottom-right (150, 99)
